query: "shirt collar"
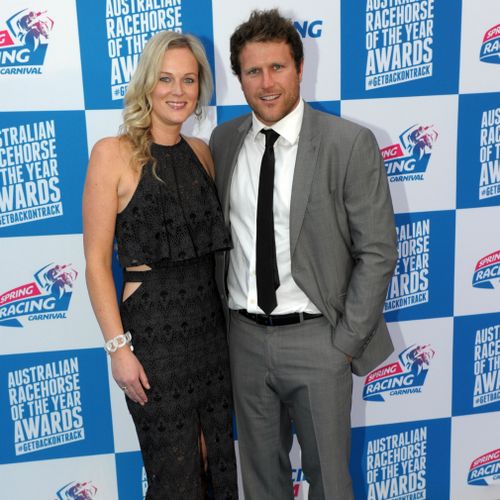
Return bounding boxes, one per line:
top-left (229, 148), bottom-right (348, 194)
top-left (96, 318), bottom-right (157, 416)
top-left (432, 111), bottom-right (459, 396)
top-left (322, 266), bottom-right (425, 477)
top-left (250, 98), bottom-right (304, 146)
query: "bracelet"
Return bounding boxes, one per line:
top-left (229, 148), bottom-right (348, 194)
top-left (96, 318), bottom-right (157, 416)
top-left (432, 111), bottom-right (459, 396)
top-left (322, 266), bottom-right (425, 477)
top-left (104, 331), bottom-right (134, 354)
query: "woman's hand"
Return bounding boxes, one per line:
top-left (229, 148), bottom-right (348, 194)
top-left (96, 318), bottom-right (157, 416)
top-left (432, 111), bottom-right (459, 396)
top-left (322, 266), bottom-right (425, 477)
top-left (110, 347), bottom-right (150, 405)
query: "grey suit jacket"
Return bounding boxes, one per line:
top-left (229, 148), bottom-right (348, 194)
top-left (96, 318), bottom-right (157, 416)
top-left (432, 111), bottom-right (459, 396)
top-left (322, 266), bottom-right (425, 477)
top-left (209, 103), bottom-right (398, 376)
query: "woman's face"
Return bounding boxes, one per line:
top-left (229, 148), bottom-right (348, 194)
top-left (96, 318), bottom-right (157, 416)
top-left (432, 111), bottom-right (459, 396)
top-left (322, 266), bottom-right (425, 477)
top-left (150, 47), bottom-right (199, 131)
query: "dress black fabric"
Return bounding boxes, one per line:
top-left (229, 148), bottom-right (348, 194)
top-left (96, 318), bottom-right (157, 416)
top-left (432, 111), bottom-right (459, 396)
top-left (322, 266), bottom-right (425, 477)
top-left (115, 138), bottom-right (237, 499)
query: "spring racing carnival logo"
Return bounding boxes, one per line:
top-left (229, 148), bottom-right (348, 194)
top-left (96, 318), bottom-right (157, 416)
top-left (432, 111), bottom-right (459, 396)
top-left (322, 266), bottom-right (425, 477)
top-left (293, 19), bottom-right (323, 39)
top-left (468, 449), bottom-right (500, 486)
top-left (365, 0), bottom-right (434, 90)
top-left (363, 344), bottom-right (435, 402)
top-left (478, 106), bottom-right (500, 201)
top-left (8, 356), bottom-right (85, 457)
top-left (365, 427), bottom-right (427, 500)
top-left (385, 219), bottom-right (430, 313)
top-left (473, 322), bottom-right (500, 409)
top-left (106, 0), bottom-right (183, 100)
top-left (472, 250), bottom-right (500, 289)
top-left (0, 8), bottom-right (54, 75)
top-left (55, 481), bottom-right (97, 500)
top-left (0, 263), bottom-right (77, 327)
top-left (480, 24), bottom-right (500, 65)
top-left (381, 124), bottom-right (438, 182)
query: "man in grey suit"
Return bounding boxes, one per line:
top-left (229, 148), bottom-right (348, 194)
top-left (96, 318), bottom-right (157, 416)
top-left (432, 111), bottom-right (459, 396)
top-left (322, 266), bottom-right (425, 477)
top-left (209, 9), bottom-right (397, 500)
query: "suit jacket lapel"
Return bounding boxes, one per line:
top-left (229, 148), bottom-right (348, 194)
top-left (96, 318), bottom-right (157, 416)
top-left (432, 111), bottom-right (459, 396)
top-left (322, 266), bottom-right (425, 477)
top-left (290, 104), bottom-right (321, 255)
top-left (221, 116), bottom-right (252, 220)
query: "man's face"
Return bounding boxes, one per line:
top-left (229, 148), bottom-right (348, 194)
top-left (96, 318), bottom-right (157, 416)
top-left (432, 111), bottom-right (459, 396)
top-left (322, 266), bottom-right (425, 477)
top-left (238, 40), bottom-right (303, 126)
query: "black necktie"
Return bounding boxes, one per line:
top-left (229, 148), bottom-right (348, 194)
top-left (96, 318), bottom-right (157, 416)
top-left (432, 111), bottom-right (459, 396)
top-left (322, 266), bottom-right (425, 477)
top-left (256, 129), bottom-right (280, 315)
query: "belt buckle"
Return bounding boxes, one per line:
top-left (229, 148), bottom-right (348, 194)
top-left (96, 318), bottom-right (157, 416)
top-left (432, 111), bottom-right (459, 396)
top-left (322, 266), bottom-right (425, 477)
top-left (261, 314), bottom-right (273, 326)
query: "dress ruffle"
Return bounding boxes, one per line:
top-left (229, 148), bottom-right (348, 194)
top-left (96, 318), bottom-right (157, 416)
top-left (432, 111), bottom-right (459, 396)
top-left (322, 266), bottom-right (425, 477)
top-left (115, 138), bottom-right (231, 268)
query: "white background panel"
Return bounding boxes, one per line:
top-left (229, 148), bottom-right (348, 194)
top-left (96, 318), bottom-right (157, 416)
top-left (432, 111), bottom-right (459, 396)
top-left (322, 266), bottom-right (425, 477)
top-left (234, 441), bottom-right (244, 499)
top-left (352, 317), bottom-right (453, 428)
top-left (0, 453), bottom-right (118, 499)
top-left (342, 95), bottom-right (458, 214)
top-left (459, 0), bottom-right (500, 94)
top-left (85, 109), bottom-right (124, 155)
top-left (289, 434), bottom-right (309, 500)
top-left (212, 0), bottom-right (340, 105)
top-left (0, 0), bottom-right (84, 111)
top-left (0, 234), bottom-right (102, 355)
top-left (454, 207), bottom-right (500, 316)
top-left (450, 413), bottom-right (500, 499)
top-left (182, 105), bottom-right (217, 143)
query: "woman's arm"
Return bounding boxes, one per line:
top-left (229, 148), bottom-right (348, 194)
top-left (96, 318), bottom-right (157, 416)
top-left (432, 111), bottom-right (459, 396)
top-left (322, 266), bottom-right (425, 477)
top-left (82, 137), bottom-right (150, 405)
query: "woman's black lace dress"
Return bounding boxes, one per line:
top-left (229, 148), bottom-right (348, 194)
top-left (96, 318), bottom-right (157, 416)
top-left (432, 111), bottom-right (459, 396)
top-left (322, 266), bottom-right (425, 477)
top-left (115, 138), bottom-right (237, 499)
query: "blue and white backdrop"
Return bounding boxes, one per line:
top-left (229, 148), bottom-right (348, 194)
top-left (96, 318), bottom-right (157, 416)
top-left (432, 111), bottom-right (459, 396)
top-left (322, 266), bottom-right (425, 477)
top-left (1, 1), bottom-right (499, 498)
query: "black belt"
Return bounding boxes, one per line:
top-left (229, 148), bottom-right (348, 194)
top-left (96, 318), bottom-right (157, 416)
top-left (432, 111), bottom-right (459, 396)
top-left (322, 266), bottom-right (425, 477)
top-left (238, 309), bottom-right (323, 326)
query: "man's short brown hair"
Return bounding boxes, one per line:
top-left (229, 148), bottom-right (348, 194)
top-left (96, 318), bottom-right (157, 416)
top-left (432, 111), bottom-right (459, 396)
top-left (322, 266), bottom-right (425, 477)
top-left (230, 9), bottom-right (304, 78)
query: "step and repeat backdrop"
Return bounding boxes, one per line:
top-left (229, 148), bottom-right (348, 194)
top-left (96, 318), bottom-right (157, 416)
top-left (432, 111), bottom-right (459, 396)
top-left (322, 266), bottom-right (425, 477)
top-left (0, 0), bottom-right (499, 498)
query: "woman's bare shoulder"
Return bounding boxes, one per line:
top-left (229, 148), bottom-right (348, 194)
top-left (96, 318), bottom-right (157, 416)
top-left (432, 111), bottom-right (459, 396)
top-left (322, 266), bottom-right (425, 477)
top-left (91, 136), bottom-right (131, 160)
top-left (88, 136), bottom-right (133, 175)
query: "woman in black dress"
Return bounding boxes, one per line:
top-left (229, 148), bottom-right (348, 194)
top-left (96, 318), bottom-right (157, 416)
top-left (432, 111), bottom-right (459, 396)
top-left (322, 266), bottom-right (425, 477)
top-left (83, 31), bottom-right (237, 499)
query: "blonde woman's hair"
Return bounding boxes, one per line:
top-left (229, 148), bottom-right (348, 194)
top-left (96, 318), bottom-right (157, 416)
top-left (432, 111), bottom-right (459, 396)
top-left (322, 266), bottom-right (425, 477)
top-left (120, 31), bottom-right (213, 173)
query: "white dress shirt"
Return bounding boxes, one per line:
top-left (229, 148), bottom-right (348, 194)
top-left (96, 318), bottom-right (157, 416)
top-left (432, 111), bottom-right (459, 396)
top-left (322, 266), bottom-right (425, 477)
top-left (227, 99), bottom-right (321, 314)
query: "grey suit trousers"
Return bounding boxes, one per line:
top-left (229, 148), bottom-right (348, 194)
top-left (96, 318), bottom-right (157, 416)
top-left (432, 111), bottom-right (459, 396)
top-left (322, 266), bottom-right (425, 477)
top-left (229, 310), bottom-right (354, 500)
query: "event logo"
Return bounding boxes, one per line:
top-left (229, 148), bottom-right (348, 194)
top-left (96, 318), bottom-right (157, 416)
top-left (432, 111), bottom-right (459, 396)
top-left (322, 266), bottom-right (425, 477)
top-left (473, 322), bottom-right (500, 408)
top-left (0, 119), bottom-right (63, 229)
top-left (8, 356), bottom-right (85, 456)
top-left (55, 481), bottom-right (97, 500)
top-left (105, 0), bottom-right (183, 100)
top-left (468, 449), bottom-right (500, 486)
top-left (385, 219), bottom-right (430, 312)
top-left (472, 250), bottom-right (500, 289)
top-left (0, 262), bottom-right (78, 327)
top-left (365, 0), bottom-right (434, 90)
top-left (366, 427), bottom-right (427, 499)
top-left (363, 344), bottom-right (435, 402)
top-left (294, 20), bottom-right (323, 38)
top-left (292, 467), bottom-right (306, 497)
top-left (480, 24), bottom-right (500, 64)
top-left (478, 107), bottom-right (500, 201)
top-left (381, 124), bottom-right (438, 182)
top-left (0, 8), bottom-right (54, 75)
